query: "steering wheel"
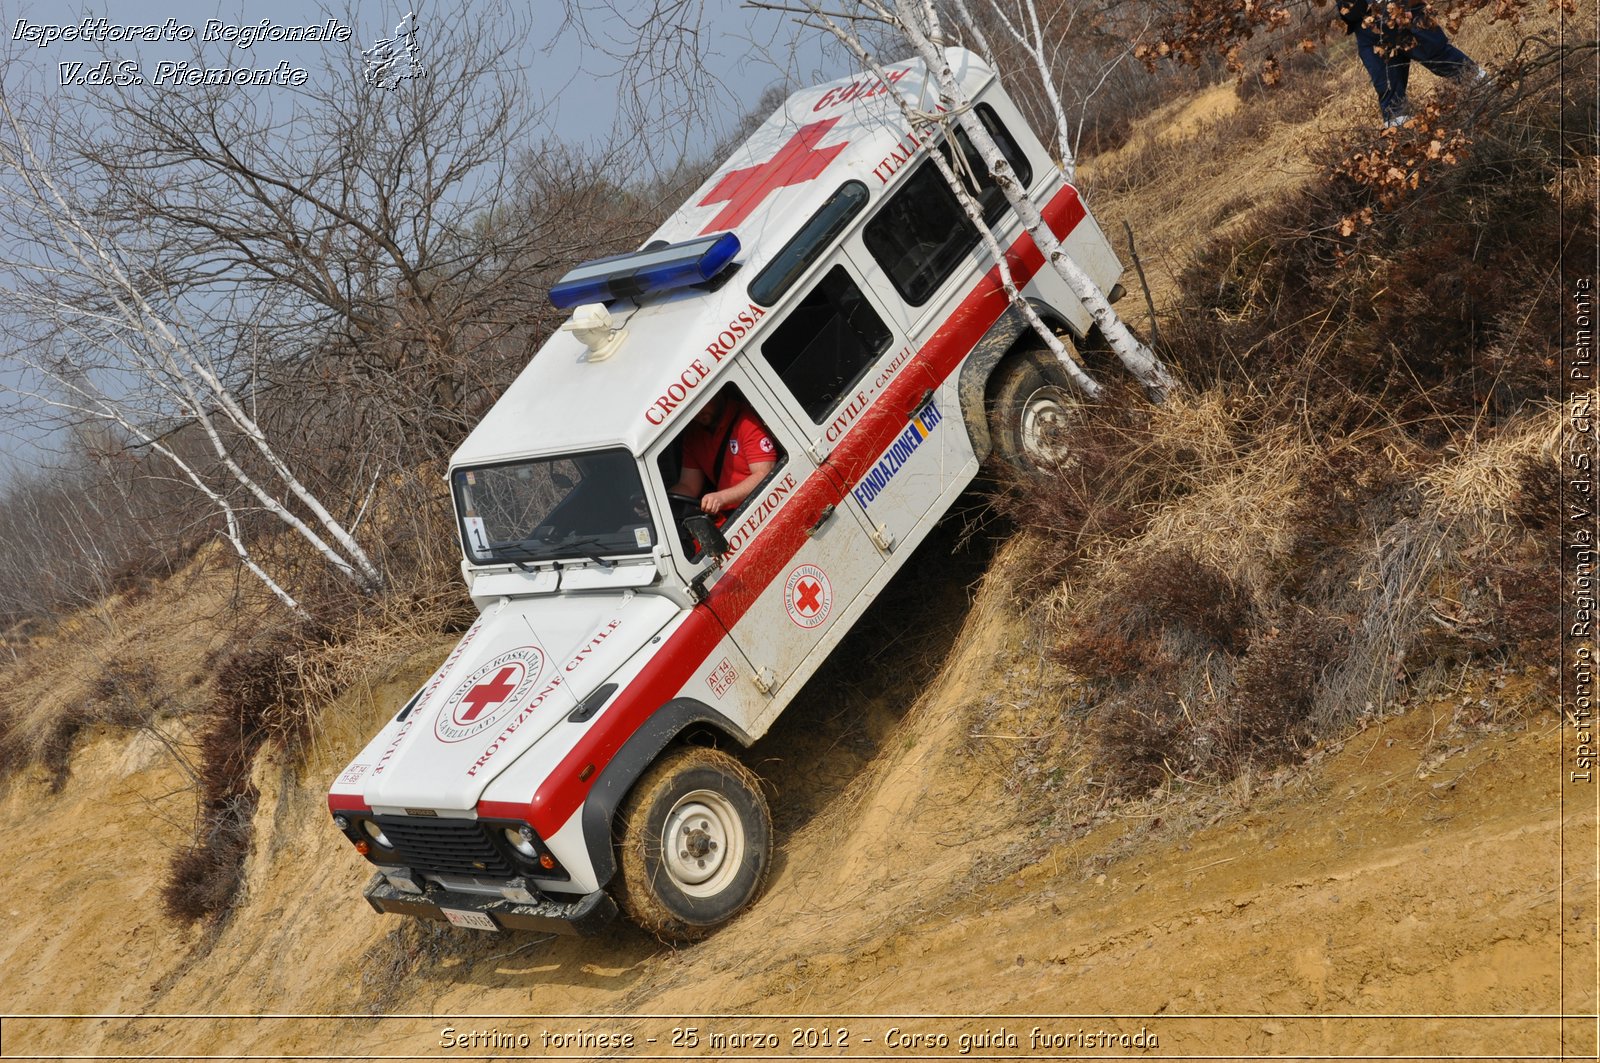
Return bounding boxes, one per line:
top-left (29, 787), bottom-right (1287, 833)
top-left (666, 491), bottom-right (702, 519)
top-left (666, 492), bottom-right (709, 561)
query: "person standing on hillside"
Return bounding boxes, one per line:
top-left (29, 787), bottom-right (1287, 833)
top-left (1339, 0), bottom-right (1483, 125)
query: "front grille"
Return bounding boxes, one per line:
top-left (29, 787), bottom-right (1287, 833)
top-left (374, 816), bottom-right (514, 877)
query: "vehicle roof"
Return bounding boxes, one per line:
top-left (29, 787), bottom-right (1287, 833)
top-left (451, 48), bottom-right (999, 468)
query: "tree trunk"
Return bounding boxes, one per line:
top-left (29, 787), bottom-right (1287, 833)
top-left (894, 0), bottom-right (1175, 401)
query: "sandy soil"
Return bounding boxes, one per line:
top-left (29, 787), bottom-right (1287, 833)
top-left (0, 542), bottom-right (1592, 1061)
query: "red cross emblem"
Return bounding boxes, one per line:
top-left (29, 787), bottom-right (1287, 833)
top-left (784, 564), bottom-right (832, 629)
top-left (459, 665), bottom-right (520, 722)
top-left (794, 579), bottom-right (823, 615)
top-left (698, 118), bottom-right (848, 234)
top-left (435, 646), bottom-right (545, 743)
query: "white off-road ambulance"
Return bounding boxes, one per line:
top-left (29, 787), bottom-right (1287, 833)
top-left (328, 48), bottom-right (1126, 940)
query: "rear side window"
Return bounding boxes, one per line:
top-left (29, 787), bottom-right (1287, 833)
top-left (863, 106), bottom-right (1033, 307)
top-left (760, 265), bottom-right (891, 422)
top-left (948, 106), bottom-right (1034, 223)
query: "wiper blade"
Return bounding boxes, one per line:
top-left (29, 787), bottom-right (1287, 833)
top-left (489, 536), bottom-right (617, 569)
top-left (556, 537), bottom-right (616, 570)
top-left (487, 542), bottom-right (555, 562)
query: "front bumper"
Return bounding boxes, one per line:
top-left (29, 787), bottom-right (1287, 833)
top-left (363, 872), bottom-right (617, 935)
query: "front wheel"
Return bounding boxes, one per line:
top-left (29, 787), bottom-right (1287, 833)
top-left (614, 746), bottom-right (771, 942)
top-left (988, 345), bottom-right (1082, 472)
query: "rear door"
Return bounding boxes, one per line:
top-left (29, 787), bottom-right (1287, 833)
top-left (821, 104), bottom-right (1043, 548)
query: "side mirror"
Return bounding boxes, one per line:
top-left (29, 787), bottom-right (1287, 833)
top-left (682, 513), bottom-right (729, 560)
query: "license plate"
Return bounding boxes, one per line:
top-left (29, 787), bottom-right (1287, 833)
top-left (442, 907), bottom-right (499, 932)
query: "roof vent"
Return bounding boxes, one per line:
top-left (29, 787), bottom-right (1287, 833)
top-left (560, 303), bottom-right (628, 362)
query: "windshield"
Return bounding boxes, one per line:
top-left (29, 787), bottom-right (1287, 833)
top-left (452, 449), bottom-right (657, 566)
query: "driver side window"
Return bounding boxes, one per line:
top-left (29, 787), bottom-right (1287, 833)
top-left (657, 384), bottom-right (786, 559)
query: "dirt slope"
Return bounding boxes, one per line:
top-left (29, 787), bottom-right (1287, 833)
top-left (0, 541), bottom-right (1591, 1060)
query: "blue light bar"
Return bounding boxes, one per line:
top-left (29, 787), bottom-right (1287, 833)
top-left (549, 232), bottom-right (741, 310)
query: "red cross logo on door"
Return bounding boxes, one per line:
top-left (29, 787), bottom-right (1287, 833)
top-left (784, 564), bottom-right (833, 629)
top-left (698, 118), bottom-right (849, 234)
top-left (794, 579), bottom-right (822, 615)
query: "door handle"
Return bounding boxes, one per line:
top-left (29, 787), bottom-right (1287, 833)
top-left (807, 504), bottom-right (836, 537)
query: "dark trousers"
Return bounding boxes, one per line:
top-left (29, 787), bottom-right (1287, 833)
top-left (1354, 20), bottom-right (1475, 120)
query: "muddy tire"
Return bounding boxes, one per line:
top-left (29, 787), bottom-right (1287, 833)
top-left (614, 746), bottom-right (771, 942)
top-left (988, 345), bottom-right (1081, 472)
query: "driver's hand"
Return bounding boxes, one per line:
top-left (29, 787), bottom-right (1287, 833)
top-left (700, 491), bottom-right (725, 514)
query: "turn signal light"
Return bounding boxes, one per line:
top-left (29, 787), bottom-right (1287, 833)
top-left (539, 853), bottom-right (556, 870)
top-left (355, 840), bottom-right (371, 856)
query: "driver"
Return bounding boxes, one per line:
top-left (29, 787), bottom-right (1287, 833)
top-left (668, 391), bottom-right (777, 521)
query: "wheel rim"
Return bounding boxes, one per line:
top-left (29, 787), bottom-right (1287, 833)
top-left (660, 788), bottom-right (746, 898)
top-left (1019, 385), bottom-right (1075, 463)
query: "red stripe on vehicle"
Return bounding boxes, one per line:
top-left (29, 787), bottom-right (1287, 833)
top-left (328, 793), bottom-right (370, 813)
top-left (511, 184), bottom-right (1087, 838)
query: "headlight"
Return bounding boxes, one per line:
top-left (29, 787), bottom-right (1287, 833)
top-left (504, 825), bottom-right (538, 859)
top-left (362, 820), bottom-right (394, 849)
top-left (504, 825), bottom-right (561, 873)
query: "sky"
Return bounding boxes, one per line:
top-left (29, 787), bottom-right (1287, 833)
top-left (4, 0), bottom-right (840, 150)
top-left (0, 0), bottom-right (852, 477)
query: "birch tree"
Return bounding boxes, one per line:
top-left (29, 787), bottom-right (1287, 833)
top-left (0, 4), bottom-right (620, 618)
top-left (944, 0), bottom-right (1150, 181)
top-left (889, 0), bottom-right (1176, 397)
top-left (0, 95), bottom-right (380, 616)
top-left (67, 5), bottom-right (574, 458)
top-left (785, 0), bottom-right (1104, 398)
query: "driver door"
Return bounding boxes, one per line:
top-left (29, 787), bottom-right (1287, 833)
top-left (651, 369), bottom-right (883, 725)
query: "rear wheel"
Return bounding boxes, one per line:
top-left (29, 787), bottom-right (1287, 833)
top-left (614, 746), bottom-right (771, 942)
top-left (988, 345), bottom-right (1082, 471)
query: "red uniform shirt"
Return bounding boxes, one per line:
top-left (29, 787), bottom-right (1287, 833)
top-left (683, 404), bottom-right (777, 501)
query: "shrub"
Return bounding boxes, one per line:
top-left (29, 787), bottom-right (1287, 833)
top-left (162, 625), bottom-right (317, 924)
top-left (1224, 609), bottom-right (1351, 766)
top-left (162, 793), bottom-right (258, 923)
top-left (1036, 74), bottom-right (1583, 800)
top-left (1094, 694), bottom-right (1187, 795)
top-left (1058, 548), bottom-right (1253, 683)
top-left (38, 705), bottom-right (94, 794)
top-left (991, 379), bottom-right (1214, 595)
top-left (1165, 73), bottom-right (1584, 438)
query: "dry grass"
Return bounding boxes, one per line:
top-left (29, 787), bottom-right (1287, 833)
top-left (1092, 419), bottom-right (1312, 596)
top-left (0, 541), bottom-right (254, 784)
top-left (1078, 66), bottom-right (1348, 312)
top-left (1000, 28), bottom-right (1581, 808)
top-left (1421, 401), bottom-right (1566, 523)
top-left (1026, 384), bottom-right (1560, 793)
